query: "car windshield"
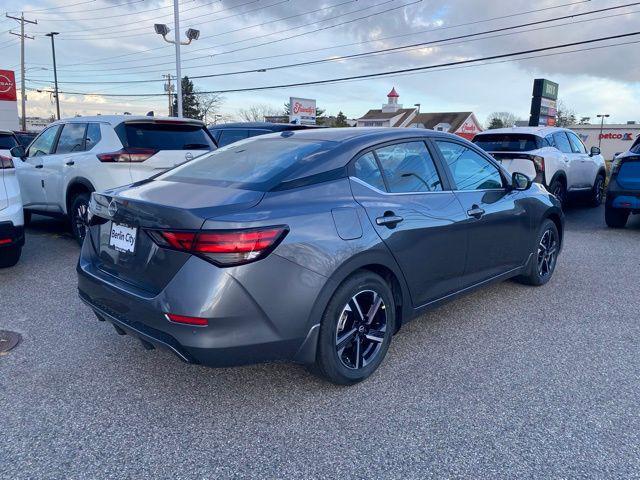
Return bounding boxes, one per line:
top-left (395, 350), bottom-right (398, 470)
top-left (473, 134), bottom-right (541, 152)
top-left (116, 122), bottom-right (216, 150)
top-left (0, 133), bottom-right (18, 149)
top-left (159, 137), bottom-right (332, 191)
top-left (630, 136), bottom-right (640, 154)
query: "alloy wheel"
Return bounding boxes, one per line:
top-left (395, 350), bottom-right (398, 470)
top-left (594, 176), bottom-right (604, 204)
top-left (335, 290), bottom-right (387, 370)
top-left (552, 183), bottom-right (565, 206)
top-left (537, 228), bottom-right (558, 278)
top-left (74, 202), bottom-right (88, 241)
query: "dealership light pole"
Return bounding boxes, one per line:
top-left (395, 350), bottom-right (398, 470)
top-left (45, 32), bottom-right (60, 120)
top-left (154, 0), bottom-right (200, 118)
top-left (597, 114), bottom-right (610, 149)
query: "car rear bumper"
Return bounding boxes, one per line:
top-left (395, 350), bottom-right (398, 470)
top-left (76, 240), bottom-right (326, 367)
top-left (606, 191), bottom-right (640, 212)
top-left (0, 221), bottom-right (25, 249)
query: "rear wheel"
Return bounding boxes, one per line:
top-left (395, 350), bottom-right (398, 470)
top-left (314, 271), bottom-right (395, 385)
top-left (548, 179), bottom-right (566, 208)
top-left (0, 246), bottom-right (21, 268)
top-left (70, 193), bottom-right (90, 245)
top-left (589, 173), bottom-right (605, 207)
top-left (605, 206), bottom-right (629, 228)
top-left (23, 210), bottom-right (31, 226)
top-left (515, 219), bottom-right (559, 286)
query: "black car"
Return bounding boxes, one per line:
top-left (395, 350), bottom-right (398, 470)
top-left (209, 122), bottom-right (320, 147)
top-left (605, 136), bottom-right (640, 228)
top-left (13, 131), bottom-right (37, 149)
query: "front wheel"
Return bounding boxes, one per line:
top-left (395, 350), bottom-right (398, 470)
top-left (314, 271), bottom-right (396, 385)
top-left (0, 246), bottom-right (22, 268)
top-left (605, 206), bottom-right (629, 228)
top-left (589, 173), bottom-right (605, 207)
top-left (515, 219), bottom-right (560, 286)
top-left (70, 193), bottom-right (90, 246)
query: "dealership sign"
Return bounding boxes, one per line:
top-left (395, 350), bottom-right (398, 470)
top-left (0, 69), bottom-right (19, 131)
top-left (529, 78), bottom-right (559, 127)
top-left (289, 97), bottom-right (316, 125)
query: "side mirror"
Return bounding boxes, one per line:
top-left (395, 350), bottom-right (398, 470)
top-left (512, 171), bottom-right (532, 191)
top-left (590, 146), bottom-right (601, 157)
top-left (10, 145), bottom-right (26, 159)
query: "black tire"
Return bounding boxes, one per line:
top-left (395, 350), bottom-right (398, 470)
top-left (588, 173), bottom-right (605, 207)
top-left (23, 210), bottom-right (31, 226)
top-left (605, 206), bottom-right (629, 229)
top-left (515, 219), bottom-right (559, 286)
top-left (548, 179), bottom-right (566, 208)
top-left (0, 246), bottom-right (21, 268)
top-left (69, 192), bottom-right (90, 246)
top-left (314, 271), bottom-right (396, 385)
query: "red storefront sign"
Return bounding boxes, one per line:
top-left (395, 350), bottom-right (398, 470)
top-left (0, 70), bottom-right (17, 102)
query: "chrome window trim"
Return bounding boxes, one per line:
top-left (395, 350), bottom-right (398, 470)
top-left (349, 176), bottom-right (507, 195)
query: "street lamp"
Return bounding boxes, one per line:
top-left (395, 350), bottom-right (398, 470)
top-left (154, 1), bottom-right (200, 118)
top-left (597, 114), bottom-right (610, 149)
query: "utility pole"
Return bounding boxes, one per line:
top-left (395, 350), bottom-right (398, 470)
top-left (163, 73), bottom-right (174, 116)
top-left (7, 13), bottom-right (37, 131)
top-left (45, 32), bottom-right (60, 120)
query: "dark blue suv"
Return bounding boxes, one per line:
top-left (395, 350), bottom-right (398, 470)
top-left (605, 136), bottom-right (640, 228)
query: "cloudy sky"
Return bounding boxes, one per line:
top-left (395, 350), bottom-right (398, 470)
top-left (1, 0), bottom-right (639, 125)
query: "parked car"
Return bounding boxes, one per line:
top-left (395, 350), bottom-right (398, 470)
top-left (605, 136), bottom-right (640, 228)
top-left (9, 115), bottom-right (216, 243)
top-left (209, 122), bottom-right (319, 147)
top-left (0, 152), bottom-right (24, 268)
top-left (0, 129), bottom-right (21, 157)
top-left (78, 128), bottom-right (563, 384)
top-left (473, 127), bottom-right (606, 207)
top-left (13, 131), bottom-right (37, 149)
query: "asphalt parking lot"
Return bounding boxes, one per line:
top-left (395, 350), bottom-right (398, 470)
top-left (1, 206), bottom-right (640, 479)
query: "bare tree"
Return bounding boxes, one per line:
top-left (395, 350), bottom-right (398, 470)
top-left (237, 103), bottom-right (280, 122)
top-left (556, 100), bottom-right (577, 127)
top-left (486, 112), bottom-right (521, 129)
top-left (196, 92), bottom-right (224, 125)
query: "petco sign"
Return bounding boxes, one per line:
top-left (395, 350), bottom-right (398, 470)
top-left (289, 97), bottom-right (316, 125)
top-left (0, 69), bottom-right (19, 130)
top-left (599, 132), bottom-right (635, 141)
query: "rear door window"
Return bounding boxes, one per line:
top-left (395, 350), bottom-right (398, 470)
top-left (218, 129), bottom-right (249, 147)
top-left (552, 132), bottom-right (573, 154)
top-left (55, 123), bottom-right (87, 154)
top-left (27, 125), bottom-right (62, 157)
top-left (0, 133), bottom-right (19, 149)
top-left (117, 122), bottom-right (215, 150)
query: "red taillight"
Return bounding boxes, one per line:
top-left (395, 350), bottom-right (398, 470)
top-left (165, 313), bottom-right (208, 326)
top-left (0, 238), bottom-right (12, 245)
top-left (147, 226), bottom-right (288, 266)
top-left (97, 147), bottom-right (157, 163)
top-left (0, 155), bottom-right (14, 169)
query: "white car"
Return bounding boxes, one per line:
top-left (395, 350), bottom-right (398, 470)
top-left (10, 115), bottom-right (216, 243)
top-left (0, 146), bottom-right (24, 268)
top-left (473, 127), bottom-right (607, 206)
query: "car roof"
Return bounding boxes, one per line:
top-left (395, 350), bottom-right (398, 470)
top-left (0, 130), bottom-right (16, 135)
top-left (209, 122), bottom-right (321, 131)
top-left (47, 115), bottom-right (205, 127)
top-left (261, 127), bottom-right (456, 143)
top-left (474, 126), bottom-right (569, 137)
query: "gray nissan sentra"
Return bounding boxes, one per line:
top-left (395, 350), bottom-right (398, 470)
top-left (78, 128), bottom-right (563, 384)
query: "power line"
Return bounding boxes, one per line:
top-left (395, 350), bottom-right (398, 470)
top-left (48, 0), bottom-right (592, 71)
top-left (8, 0), bottom-right (97, 14)
top-left (30, 3), bottom-right (640, 85)
top-left (28, 31), bottom-right (640, 97)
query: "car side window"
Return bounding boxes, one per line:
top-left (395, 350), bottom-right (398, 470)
top-left (552, 132), bottom-right (573, 154)
top-left (27, 125), bottom-right (61, 157)
top-left (218, 129), bottom-right (249, 147)
top-left (56, 123), bottom-right (87, 154)
top-left (435, 140), bottom-right (503, 190)
top-left (354, 152), bottom-right (386, 191)
top-left (567, 131), bottom-right (587, 154)
top-left (374, 141), bottom-right (442, 193)
top-left (85, 123), bottom-right (102, 151)
top-left (544, 134), bottom-right (555, 147)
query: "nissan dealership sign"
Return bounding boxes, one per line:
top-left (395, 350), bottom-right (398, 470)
top-left (0, 69), bottom-right (19, 131)
top-left (289, 97), bottom-right (316, 125)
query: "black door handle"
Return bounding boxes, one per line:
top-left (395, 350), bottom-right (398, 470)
top-left (376, 212), bottom-right (404, 228)
top-left (65, 160), bottom-right (75, 166)
top-left (35, 164), bottom-right (43, 169)
top-left (467, 206), bottom-right (485, 219)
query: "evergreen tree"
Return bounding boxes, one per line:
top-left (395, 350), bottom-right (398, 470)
top-left (334, 111), bottom-right (349, 127)
top-left (488, 117), bottom-right (504, 129)
top-left (172, 76), bottom-right (203, 120)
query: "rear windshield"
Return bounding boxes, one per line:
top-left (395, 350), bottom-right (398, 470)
top-left (116, 122), bottom-right (215, 151)
top-left (473, 134), bottom-right (542, 152)
top-left (159, 137), bottom-right (332, 190)
top-left (0, 133), bottom-right (18, 149)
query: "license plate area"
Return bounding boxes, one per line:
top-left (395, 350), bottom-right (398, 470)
top-left (109, 223), bottom-right (137, 254)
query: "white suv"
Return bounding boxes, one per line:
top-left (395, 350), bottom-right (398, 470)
top-left (0, 141), bottom-right (24, 268)
top-left (10, 115), bottom-right (215, 243)
top-left (473, 127), bottom-right (607, 207)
